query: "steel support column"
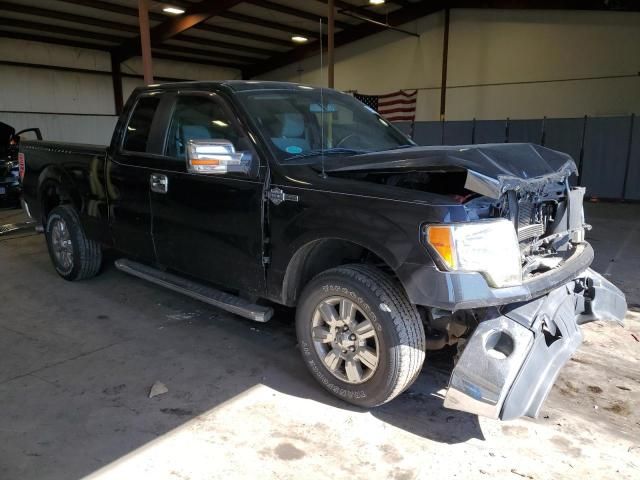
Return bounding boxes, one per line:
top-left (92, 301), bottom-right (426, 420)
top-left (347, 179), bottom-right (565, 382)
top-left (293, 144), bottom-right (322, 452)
top-left (110, 53), bottom-right (124, 115)
top-left (439, 8), bottom-right (450, 122)
top-left (327, 0), bottom-right (335, 88)
top-left (138, 0), bottom-right (153, 84)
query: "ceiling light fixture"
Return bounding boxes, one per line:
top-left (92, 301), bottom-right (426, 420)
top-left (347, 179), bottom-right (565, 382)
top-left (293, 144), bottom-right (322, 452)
top-left (162, 6), bottom-right (185, 15)
top-left (291, 35), bottom-right (308, 43)
top-left (369, 0), bottom-right (385, 5)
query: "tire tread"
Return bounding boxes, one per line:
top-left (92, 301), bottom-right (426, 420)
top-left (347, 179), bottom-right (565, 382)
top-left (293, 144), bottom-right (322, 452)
top-left (304, 264), bottom-right (426, 406)
top-left (47, 205), bottom-right (102, 281)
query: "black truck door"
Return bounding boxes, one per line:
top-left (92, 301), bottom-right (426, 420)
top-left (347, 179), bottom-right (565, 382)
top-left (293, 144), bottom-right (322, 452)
top-left (149, 92), bottom-right (266, 296)
top-left (108, 92), bottom-right (170, 262)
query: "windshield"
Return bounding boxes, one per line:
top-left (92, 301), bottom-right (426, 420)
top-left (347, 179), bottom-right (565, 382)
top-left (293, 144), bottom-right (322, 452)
top-left (235, 87), bottom-right (414, 163)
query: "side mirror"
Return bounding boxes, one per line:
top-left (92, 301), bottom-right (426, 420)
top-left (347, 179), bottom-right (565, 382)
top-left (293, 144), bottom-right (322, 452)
top-left (186, 139), bottom-right (243, 175)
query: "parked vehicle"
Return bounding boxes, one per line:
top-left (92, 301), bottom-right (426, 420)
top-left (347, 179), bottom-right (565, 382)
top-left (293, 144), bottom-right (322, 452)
top-left (19, 81), bottom-right (626, 420)
top-left (1, 122), bottom-right (41, 207)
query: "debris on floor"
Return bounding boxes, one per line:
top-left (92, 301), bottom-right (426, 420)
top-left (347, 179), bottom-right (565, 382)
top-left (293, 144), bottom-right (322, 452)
top-left (148, 381), bottom-right (169, 399)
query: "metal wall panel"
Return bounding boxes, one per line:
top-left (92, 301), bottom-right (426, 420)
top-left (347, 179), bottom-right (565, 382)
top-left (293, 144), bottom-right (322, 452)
top-left (623, 116), bottom-right (640, 200)
top-left (443, 120), bottom-right (474, 145)
top-left (393, 121), bottom-right (413, 136)
top-left (474, 120), bottom-right (507, 144)
top-left (542, 118), bottom-right (584, 164)
top-left (581, 116), bottom-right (632, 199)
top-left (413, 122), bottom-right (443, 146)
top-left (508, 119), bottom-right (543, 144)
top-left (0, 112), bottom-right (117, 145)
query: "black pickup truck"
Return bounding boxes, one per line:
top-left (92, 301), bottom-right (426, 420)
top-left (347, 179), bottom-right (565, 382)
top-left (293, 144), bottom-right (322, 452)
top-left (19, 81), bottom-right (626, 420)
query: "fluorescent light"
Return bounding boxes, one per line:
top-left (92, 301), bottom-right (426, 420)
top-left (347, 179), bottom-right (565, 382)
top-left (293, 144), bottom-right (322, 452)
top-left (291, 35), bottom-right (308, 43)
top-left (369, 0), bottom-right (385, 4)
top-left (211, 120), bottom-right (228, 127)
top-left (162, 6), bottom-right (185, 15)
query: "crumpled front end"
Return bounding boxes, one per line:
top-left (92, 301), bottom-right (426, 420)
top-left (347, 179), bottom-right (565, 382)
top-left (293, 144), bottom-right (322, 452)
top-left (443, 268), bottom-right (626, 420)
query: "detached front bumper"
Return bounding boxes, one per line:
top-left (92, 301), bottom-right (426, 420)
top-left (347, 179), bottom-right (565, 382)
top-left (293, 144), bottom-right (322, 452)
top-left (444, 268), bottom-right (626, 420)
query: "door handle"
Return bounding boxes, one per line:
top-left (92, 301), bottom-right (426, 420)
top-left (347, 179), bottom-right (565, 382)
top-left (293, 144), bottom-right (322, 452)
top-left (150, 173), bottom-right (168, 194)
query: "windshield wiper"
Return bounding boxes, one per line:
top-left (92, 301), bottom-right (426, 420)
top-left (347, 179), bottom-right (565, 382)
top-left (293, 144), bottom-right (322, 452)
top-left (284, 147), bottom-right (369, 161)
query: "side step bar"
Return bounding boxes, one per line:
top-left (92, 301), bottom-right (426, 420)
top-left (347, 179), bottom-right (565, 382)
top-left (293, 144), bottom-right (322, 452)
top-left (115, 259), bottom-right (273, 322)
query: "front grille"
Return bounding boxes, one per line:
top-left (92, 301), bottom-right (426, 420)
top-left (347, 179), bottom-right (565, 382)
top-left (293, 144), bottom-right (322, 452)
top-left (518, 201), bottom-right (534, 228)
top-left (518, 223), bottom-right (544, 242)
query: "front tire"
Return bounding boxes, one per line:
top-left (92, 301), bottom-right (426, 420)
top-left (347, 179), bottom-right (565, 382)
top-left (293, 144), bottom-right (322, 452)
top-left (45, 205), bottom-right (102, 281)
top-left (296, 264), bottom-right (426, 408)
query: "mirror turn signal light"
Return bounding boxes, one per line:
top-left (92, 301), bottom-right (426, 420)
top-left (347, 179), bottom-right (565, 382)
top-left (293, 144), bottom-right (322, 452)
top-left (186, 140), bottom-right (242, 174)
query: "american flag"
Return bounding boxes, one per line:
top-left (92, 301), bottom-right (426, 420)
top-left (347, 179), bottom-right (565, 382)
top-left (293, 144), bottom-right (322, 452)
top-left (353, 90), bottom-right (417, 122)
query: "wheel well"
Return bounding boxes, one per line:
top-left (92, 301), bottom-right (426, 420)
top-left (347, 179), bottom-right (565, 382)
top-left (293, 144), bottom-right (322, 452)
top-left (40, 181), bottom-right (74, 221)
top-left (282, 239), bottom-right (395, 306)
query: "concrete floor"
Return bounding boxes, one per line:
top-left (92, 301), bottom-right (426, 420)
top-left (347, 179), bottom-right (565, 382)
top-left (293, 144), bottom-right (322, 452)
top-left (0, 203), bottom-right (638, 480)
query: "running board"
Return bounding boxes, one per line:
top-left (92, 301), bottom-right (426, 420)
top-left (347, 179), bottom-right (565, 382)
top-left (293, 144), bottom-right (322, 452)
top-left (115, 259), bottom-right (273, 322)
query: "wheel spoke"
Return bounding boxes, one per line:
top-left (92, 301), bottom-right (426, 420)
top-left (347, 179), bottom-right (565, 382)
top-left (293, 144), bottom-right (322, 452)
top-left (356, 347), bottom-right (378, 370)
top-left (339, 298), bottom-right (356, 326)
top-left (312, 326), bottom-right (334, 343)
top-left (355, 319), bottom-right (375, 339)
top-left (345, 357), bottom-right (363, 383)
top-left (318, 302), bottom-right (339, 327)
top-left (324, 349), bottom-right (342, 372)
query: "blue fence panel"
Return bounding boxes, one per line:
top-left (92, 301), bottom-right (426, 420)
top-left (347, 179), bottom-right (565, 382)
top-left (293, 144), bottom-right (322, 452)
top-left (623, 116), bottom-right (639, 200)
top-left (412, 121), bottom-right (443, 146)
top-left (474, 120), bottom-right (506, 144)
top-left (581, 116), bottom-right (632, 199)
top-left (508, 119), bottom-right (543, 144)
top-left (443, 120), bottom-right (474, 145)
top-left (542, 117), bottom-right (584, 164)
top-left (393, 121), bottom-right (412, 137)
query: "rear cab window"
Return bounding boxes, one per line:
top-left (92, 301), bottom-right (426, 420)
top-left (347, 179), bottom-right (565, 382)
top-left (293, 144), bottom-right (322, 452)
top-left (122, 95), bottom-right (162, 153)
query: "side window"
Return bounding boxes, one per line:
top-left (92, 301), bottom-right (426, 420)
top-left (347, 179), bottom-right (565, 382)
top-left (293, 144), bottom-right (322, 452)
top-left (165, 95), bottom-right (247, 160)
top-left (122, 96), bottom-right (161, 153)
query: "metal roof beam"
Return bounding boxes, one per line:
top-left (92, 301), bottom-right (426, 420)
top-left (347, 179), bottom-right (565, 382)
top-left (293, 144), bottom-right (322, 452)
top-left (113, 0), bottom-right (244, 61)
top-left (220, 11), bottom-right (322, 39)
top-left (245, 0), bottom-right (352, 30)
top-left (245, 1), bottom-right (446, 78)
top-left (54, 0), bottom-right (300, 48)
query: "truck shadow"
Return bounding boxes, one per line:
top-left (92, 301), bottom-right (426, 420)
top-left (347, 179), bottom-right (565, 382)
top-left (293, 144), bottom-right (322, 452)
top-left (1, 242), bottom-right (484, 480)
top-left (255, 308), bottom-right (485, 444)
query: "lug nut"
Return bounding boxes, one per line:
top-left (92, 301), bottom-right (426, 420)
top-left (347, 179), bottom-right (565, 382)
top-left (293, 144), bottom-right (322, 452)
top-left (349, 334), bottom-right (356, 341)
top-left (342, 326), bottom-right (349, 332)
top-left (349, 346), bottom-right (355, 352)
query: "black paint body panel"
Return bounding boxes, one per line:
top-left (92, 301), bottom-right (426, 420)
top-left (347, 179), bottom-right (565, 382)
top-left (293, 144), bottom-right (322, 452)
top-left (19, 81), bottom-right (591, 310)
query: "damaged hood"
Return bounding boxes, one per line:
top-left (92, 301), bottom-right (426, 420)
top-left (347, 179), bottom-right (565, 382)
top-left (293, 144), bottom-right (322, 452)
top-left (319, 143), bottom-right (577, 199)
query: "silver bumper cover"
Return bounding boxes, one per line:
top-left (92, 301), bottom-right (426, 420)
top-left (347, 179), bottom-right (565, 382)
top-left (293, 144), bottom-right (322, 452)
top-left (444, 268), bottom-right (626, 420)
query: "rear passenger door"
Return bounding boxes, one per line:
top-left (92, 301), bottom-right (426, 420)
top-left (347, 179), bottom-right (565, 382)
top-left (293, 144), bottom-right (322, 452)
top-left (149, 92), bottom-right (267, 296)
top-left (108, 92), bottom-right (168, 262)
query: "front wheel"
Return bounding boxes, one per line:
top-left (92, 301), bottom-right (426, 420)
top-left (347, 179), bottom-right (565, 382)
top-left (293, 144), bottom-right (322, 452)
top-left (296, 264), bottom-right (426, 407)
top-left (45, 205), bottom-right (102, 281)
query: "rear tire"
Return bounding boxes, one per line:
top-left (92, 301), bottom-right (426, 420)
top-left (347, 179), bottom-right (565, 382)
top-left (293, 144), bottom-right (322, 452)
top-left (296, 264), bottom-right (426, 408)
top-left (45, 205), bottom-right (102, 281)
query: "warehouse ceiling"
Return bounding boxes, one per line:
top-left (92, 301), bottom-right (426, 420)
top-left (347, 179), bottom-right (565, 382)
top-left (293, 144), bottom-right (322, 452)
top-left (0, 0), bottom-right (639, 78)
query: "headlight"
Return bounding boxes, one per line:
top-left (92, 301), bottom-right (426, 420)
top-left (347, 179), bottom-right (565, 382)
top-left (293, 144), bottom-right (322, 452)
top-left (425, 219), bottom-right (522, 288)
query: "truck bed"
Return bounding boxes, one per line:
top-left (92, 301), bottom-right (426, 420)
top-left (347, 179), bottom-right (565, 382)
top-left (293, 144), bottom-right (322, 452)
top-left (20, 140), bottom-right (108, 239)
